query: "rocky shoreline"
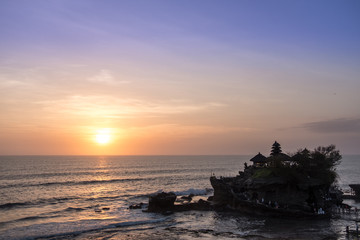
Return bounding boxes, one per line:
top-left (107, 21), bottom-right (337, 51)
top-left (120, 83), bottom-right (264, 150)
top-left (136, 142), bottom-right (353, 219)
top-left (139, 190), bottom-right (331, 218)
top-left (143, 191), bottom-right (214, 213)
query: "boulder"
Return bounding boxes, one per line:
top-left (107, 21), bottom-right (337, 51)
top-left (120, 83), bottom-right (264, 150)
top-left (147, 192), bottom-right (177, 212)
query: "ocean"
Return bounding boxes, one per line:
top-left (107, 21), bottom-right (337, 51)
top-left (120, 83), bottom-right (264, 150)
top-left (0, 155), bottom-right (359, 240)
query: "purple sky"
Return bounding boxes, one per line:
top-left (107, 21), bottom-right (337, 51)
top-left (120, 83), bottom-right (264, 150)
top-left (1, 0), bottom-right (360, 155)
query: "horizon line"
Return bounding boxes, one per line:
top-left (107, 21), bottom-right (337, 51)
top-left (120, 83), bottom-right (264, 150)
top-left (0, 153), bottom-right (359, 157)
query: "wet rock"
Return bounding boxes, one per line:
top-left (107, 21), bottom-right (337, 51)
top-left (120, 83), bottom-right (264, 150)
top-left (147, 192), bottom-right (176, 212)
top-left (173, 199), bottom-right (213, 212)
top-left (197, 199), bottom-right (209, 206)
top-left (145, 192), bottom-right (215, 213)
top-left (180, 194), bottom-right (193, 202)
top-left (129, 203), bottom-right (144, 209)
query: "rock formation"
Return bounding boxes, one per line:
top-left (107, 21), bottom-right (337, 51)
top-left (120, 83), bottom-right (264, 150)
top-left (210, 142), bottom-right (343, 217)
top-left (144, 143), bottom-right (343, 218)
top-left (147, 192), bottom-right (177, 212)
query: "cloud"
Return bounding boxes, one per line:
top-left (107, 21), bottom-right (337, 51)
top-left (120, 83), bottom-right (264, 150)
top-left (0, 80), bottom-right (28, 88)
top-left (36, 95), bottom-right (226, 119)
top-left (126, 123), bottom-right (252, 138)
top-left (302, 118), bottom-right (360, 133)
top-left (88, 69), bottom-right (130, 85)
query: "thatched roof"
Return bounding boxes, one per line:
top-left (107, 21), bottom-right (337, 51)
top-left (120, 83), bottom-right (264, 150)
top-left (250, 152), bottom-right (267, 163)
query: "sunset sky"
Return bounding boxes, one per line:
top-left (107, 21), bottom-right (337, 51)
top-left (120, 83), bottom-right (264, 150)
top-left (1, 0), bottom-right (359, 155)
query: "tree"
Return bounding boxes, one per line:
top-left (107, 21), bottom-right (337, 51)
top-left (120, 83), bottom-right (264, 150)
top-left (311, 145), bottom-right (341, 170)
top-left (293, 145), bottom-right (342, 186)
top-left (310, 145), bottom-right (341, 185)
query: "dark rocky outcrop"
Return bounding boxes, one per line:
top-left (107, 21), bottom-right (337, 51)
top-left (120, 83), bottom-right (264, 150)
top-left (209, 143), bottom-right (344, 218)
top-left (147, 192), bottom-right (176, 212)
top-left (175, 199), bottom-right (213, 211)
top-left (143, 143), bottom-right (345, 218)
top-left (210, 176), bottom-right (333, 217)
top-left (147, 192), bottom-right (177, 212)
top-left (145, 192), bottom-right (214, 213)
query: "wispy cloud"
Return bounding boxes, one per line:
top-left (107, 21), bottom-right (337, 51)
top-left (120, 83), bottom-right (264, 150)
top-left (88, 69), bottom-right (130, 85)
top-left (36, 95), bottom-right (226, 118)
top-left (0, 80), bottom-right (28, 88)
top-left (126, 123), bottom-right (251, 138)
top-left (302, 118), bottom-right (360, 133)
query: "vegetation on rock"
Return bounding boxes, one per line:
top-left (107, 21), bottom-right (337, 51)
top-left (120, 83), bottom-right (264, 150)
top-left (253, 144), bottom-right (342, 187)
top-left (211, 142), bottom-right (343, 216)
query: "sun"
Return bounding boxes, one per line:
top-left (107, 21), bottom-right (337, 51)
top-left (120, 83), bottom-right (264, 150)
top-left (95, 129), bottom-right (111, 145)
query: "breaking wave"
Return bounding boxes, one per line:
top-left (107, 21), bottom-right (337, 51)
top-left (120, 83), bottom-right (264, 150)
top-left (9, 217), bottom-right (170, 240)
top-left (1, 177), bottom-right (150, 189)
top-left (0, 197), bottom-right (79, 210)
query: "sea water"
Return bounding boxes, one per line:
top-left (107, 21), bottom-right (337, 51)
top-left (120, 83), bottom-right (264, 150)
top-left (0, 155), bottom-right (359, 240)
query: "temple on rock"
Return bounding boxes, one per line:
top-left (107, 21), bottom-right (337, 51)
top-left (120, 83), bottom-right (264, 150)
top-left (249, 141), bottom-right (293, 168)
top-left (210, 141), bottom-right (343, 217)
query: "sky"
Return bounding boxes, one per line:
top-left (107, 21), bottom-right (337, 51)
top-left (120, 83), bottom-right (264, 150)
top-left (0, 0), bottom-right (359, 155)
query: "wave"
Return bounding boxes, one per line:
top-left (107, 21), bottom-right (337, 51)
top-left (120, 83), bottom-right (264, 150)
top-left (0, 193), bottom-right (132, 211)
top-left (0, 215), bottom-right (52, 226)
top-left (64, 206), bottom-right (86, 212)
top-left (85, 195), bottom-right (128, 201)
top-left (2, 174), bottom-right (209, 189)
top-left (111, 218), bottom-right (169, 228)
top-left (0, 171), bottom-right (102, 180)
top-left (1, 177), bottom-right (151, 189)
top-left (36, 206), bottom-right (88, 218)
top-left (0, 206), bottom-right (87, 227)
top-left (13, 217), bottom-right (170, 240)
top-left (0, 196), bottom-right (79, 210)
top-left (0, 167), bottom-right (227, 181)
top-left (0, 202), bottom-right (29, 209)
